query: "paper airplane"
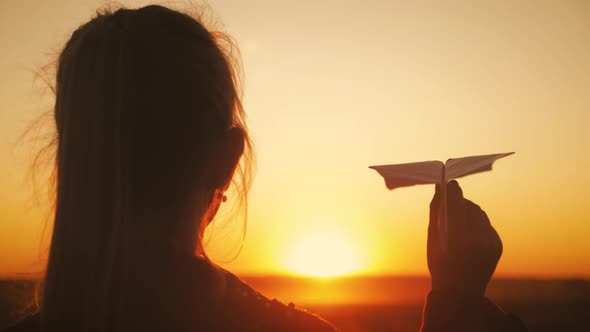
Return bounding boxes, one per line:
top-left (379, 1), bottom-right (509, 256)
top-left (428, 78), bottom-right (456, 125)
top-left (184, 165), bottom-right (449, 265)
top-left (370, 152), bottom-right (514, 251)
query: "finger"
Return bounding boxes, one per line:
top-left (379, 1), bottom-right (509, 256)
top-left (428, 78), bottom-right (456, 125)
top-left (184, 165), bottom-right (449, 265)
top-left (467, 205), bottom-right (502, 259)
top-left (428, 184), bottom-right (441, 249)
top-left (447, 180), bottom-right (464, 208)
top-left (464, 201), bottom-right (488, 251)
top-left (446, 180), bottom-right (466, 249)
top-left (464, 199), bottom-right (483, 227)
top-left (430, 184), bottom-right (441, 210)
top-left (480, 210), bottom-right (503, 259)
top-left (447, 180), bottom-right (464, 223)
top-left (491, 226), bottom-right (503, 260)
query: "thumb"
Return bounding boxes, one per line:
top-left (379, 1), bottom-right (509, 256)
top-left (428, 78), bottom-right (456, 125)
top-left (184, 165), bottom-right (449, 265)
top-left (428, 184), bottom-right (441, 245)
top-left (430, 184), bottom-right (441, 210)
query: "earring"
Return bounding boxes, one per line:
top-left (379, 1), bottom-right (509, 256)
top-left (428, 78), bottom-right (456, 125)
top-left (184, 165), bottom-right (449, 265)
top-left (217, 190), bottom-right (227, 203)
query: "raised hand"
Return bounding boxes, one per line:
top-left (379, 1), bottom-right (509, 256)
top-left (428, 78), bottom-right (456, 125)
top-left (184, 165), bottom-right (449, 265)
top-left (427, 180), bottom-right (503, 297)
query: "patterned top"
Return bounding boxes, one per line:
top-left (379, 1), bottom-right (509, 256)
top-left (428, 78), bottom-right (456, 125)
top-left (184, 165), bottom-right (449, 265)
top-left (2, 257), bottom-right (526, 332)
top-left (1, 258), bottom-right (339, 332)
top-left (216, 270), bottom-right (338, 332)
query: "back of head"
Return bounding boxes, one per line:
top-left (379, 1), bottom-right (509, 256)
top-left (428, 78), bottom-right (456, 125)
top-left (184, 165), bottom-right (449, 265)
top-left (41, 5), bottom-right (250, 331)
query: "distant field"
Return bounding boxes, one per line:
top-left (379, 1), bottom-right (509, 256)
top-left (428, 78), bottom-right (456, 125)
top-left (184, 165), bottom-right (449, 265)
top-left (1, 277), bottom-right (589, 331)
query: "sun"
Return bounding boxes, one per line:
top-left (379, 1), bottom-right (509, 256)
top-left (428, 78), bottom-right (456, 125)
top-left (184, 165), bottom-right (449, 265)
top-left (285, 228), bottom-right (363, 278)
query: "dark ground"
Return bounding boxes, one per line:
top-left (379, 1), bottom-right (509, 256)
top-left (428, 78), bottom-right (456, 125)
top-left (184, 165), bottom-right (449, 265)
top-left (1, 277), bottom-right (588, 331)
top-left (307, 301), bottom-right (590, 332)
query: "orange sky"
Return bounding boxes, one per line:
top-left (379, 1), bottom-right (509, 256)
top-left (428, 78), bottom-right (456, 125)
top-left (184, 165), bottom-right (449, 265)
top-left (0, 0), bottom-right (589, 278)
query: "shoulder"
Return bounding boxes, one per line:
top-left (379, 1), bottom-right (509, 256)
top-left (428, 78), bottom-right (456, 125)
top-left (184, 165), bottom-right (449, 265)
top-left (217, 269), bottom-right (339, 332)
top-left (1, 313), bottom-right (40, 332)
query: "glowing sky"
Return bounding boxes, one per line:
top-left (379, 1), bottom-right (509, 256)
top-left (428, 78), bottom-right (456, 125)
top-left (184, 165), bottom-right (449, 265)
top-left (0, 0), bottom-right (589, 278)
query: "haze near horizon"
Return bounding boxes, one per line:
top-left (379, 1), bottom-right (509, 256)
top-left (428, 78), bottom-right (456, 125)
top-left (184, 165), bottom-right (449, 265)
top-left (0, 0), bottom-right (588, 279)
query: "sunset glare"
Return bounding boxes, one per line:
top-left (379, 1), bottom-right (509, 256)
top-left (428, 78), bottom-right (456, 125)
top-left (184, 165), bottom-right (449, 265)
top-left (285, 229), bottom-right (363, 278)
top-left (0, 0), bottom-right (589, 280)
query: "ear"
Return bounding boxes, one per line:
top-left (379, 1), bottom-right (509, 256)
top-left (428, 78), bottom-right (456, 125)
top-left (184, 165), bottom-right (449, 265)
top-left (208, 127), bottom-right (245, 191)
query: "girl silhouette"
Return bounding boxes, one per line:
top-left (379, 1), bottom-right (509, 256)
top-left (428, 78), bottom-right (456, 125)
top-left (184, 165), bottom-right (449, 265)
top-left (4, 5), bottom-right (526, 332)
